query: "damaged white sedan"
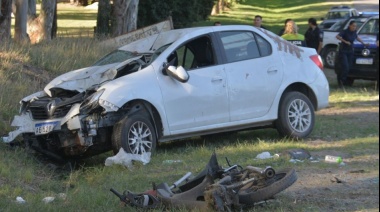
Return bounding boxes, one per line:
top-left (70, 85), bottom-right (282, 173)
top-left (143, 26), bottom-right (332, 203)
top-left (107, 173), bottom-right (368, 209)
top-left (2, 25), bottom-right (329, 160)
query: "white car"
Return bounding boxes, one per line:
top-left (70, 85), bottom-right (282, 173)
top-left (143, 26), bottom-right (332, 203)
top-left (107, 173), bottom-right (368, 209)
top-left (2, 25), bottom-right (329, 159)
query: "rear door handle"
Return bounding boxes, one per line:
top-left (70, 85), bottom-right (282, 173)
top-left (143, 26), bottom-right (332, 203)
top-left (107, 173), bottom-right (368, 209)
top-left (211, 77), bottom-right (223, 82)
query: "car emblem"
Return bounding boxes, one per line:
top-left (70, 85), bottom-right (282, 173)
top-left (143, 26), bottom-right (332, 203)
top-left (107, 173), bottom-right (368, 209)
top-left (362, 49), bottom-right (370, 56)
top-left (47, 100), bottom-right (56, 116)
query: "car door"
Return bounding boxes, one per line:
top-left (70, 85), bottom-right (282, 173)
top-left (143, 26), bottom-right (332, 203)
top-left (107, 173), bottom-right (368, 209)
top-left (158, 35), bottom-right (229, 133)
top-left (218, 31), bottom-right (283, 121)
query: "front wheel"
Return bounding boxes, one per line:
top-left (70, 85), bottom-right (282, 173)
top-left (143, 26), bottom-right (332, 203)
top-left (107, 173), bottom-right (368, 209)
top-left (112, 113), bottom-right (157, 155)
top-left (238, 168), bottom-right (297, 205)
top-left (276, 92), bottom-right (315, 139)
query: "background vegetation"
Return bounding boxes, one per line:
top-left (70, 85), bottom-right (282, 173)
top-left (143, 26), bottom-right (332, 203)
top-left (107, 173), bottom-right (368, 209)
top-left (1, 0), bottom-right (379, 211)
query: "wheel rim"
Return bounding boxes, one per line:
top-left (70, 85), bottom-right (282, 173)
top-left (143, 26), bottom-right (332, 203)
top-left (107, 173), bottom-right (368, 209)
top-left (127, 121), bottom-right (153, 154)
top-left (287, 99), bottom-right (312, 133)
top-left (326, 50), bottom-right (336, 67)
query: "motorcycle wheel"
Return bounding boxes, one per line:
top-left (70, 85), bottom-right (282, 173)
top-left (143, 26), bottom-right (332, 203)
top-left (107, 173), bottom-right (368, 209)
top-left (238, 168), bottom-right (297, 205)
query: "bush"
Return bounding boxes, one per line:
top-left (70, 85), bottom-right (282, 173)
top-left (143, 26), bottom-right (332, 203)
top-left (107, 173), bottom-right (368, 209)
top-left (138, 0), bottom-right (215, 29)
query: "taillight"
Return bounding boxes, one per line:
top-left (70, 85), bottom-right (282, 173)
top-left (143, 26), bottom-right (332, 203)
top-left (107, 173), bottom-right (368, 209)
top-left (310, 55), bottom-right (324, 71)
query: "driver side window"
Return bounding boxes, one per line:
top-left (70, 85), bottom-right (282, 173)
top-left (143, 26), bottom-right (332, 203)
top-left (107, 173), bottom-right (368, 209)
top-left (167, 36), bottom-right (215, 71)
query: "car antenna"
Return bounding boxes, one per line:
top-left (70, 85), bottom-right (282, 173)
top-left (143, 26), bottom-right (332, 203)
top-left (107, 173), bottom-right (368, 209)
top-left (149, 12), bottom-right (173, 51)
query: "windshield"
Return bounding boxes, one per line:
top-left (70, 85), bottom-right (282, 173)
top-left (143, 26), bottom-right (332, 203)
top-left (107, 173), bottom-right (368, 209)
top-left (359, 18), bottom-right (379, 34)
top-left (326, 11), bottom-right (350, 19)
top-left (93, 50), bottom-right (137, 66)
top-left (329, 18), bottom-right (367, 31)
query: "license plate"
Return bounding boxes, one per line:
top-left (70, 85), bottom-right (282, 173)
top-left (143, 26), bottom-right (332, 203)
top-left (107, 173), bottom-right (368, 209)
top-left (35, 121), bottom-right (59, 135)
top-left (356, 58), bottom-right (373, 65)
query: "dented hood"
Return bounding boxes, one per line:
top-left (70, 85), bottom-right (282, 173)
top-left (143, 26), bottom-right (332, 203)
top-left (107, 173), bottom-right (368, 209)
top-left (44, 57), bottom-right (141, 97)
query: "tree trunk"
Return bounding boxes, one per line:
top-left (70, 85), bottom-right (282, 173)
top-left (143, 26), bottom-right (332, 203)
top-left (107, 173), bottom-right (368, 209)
top-left (28, 0), bottom-right (36, 21)
top-left (28, 0), bottom-right (56, 43)
top-left (111, 0), bottom-right (130, 37)
top-left (95, 0), bottom-right (111, 38)
top-left (14, 0), bottom-right (29, 43)
top-left (51, 1), bottom-right (57, 39)
top-left (0, 0), bottom-right (12, 41)
top-left (211, 0), bottom-right (224, 16)
top-left (219, 0), bottom-right (224, 12)
top-left (126, 0), bottom-right (138, 32)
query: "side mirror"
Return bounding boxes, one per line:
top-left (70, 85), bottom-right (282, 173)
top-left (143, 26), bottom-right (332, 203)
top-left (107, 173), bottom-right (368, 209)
top-left (166, 66), bottom-right (189, 83)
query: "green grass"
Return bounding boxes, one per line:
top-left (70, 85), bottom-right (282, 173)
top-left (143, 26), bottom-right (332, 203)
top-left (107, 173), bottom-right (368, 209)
top-left (1, 1), bottom-right (379, 211)
top-left (194, 0), bottom-right (353, 34)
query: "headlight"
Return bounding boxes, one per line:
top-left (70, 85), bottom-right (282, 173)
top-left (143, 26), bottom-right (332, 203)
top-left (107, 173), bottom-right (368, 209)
top-left (99, 99), bottom-right (119, 112)
top-left (80, 89), bottom-right (105, 113)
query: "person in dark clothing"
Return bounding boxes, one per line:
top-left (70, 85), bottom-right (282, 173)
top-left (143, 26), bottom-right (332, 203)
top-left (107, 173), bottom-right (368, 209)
top-left (304, 18), bottom-right (323, 55)
top-left (253, 15), bottom-right (267, 29)
top-left (278, 19), bottom-right (292, 36)
top-left (336, 20), bottom-right (369, 87)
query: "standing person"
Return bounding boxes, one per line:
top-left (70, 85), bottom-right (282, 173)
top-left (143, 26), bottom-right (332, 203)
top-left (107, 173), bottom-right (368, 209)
top-left (253, 15), bottom-right (266, 29)
top-left (305, 18), bottom-right (323, 55)
top-left (336, 20), bottom-right (368, 87)
top-left (278, 19), bottom-right (292, 36)
top-left (281, 20), bottom-right (305, 46)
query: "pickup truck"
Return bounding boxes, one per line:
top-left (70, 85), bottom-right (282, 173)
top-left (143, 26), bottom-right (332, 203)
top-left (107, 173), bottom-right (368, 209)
top-left (321, 16), bottom-right (369, 68)
top-left (319, 6), bottom-right (359, 30)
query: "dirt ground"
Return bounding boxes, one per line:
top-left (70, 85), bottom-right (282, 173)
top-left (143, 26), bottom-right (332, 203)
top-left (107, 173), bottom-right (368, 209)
top-left (275, 69), bottom-right (380, 211)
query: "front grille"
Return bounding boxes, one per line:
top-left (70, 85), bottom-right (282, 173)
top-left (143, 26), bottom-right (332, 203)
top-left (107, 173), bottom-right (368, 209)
top-left (353, 48), bottom-right (377, 56)
top-left (28, 99), bottom-right (72, 120)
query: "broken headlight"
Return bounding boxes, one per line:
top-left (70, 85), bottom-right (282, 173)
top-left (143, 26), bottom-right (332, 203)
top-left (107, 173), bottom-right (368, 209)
top-left (80, 89), bottom-right (105, 114)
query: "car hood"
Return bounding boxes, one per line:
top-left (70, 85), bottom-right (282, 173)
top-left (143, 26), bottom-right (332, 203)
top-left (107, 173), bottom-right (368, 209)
top-left (354, 34), bottom-right (378, 48)
top-left (44, 56), bottom-right (142, 97)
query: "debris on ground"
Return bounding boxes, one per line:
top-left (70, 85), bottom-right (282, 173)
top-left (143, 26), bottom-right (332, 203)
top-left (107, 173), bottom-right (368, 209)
top-left (255, 151), bottom-right (273, 159)
top-left (105, 148), bottom-right (151, 168)
top-left (16, 196), bottom-right (26, 204)
top-left (42, 197), bottom-right (55, 203)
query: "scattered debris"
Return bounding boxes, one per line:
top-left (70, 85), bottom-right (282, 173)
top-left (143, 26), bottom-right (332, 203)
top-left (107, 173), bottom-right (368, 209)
top-left (283, 149), bottom-right (311, 160)
top-left (42, 197), bottom-right (55, 203)
top-left (289, 159), bottom-right (304, 163)
top-left (325, 155), bottom-right (343, 163)
top-left (256, 152), bottom-right (273, 159)
top-left (349, 170), bottom-right (366, 173)
top-left (16, 196), bottom-right (26, 204)
top-left (105, 148), bottom-right (151, 168)
top-left (331, 177), bottom-right (346, 184)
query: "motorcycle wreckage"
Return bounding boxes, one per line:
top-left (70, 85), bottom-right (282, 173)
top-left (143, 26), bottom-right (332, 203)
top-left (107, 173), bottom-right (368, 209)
top-left (110, 153), bottom-right (297, 211)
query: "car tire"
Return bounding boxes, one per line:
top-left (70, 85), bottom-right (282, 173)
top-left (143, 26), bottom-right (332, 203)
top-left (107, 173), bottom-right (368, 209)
top-left (323, 46), bottom-right (337, 69)
top-left (276, 92), bottom-right (315, 139)
top-left (112, 113), bottom-right (157, 155)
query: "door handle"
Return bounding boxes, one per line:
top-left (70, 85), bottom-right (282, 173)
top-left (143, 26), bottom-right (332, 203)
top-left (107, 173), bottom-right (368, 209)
top-left (211, 77), bottom-right (223, 82)
top-left (267, 69), bottom-right (278, 74)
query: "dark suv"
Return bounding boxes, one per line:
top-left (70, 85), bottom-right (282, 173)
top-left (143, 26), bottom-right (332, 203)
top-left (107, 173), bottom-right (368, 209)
top-left (335, 15), bottom-right (379, 85)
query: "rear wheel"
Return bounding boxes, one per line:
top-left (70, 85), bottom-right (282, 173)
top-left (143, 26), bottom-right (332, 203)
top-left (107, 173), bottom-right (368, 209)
top-left (323, 47), bottom-right (337, 69)
top-left (112, 113), bottom-right (157, 155)
top-left (238, 168), bottom-right (297, 205)
top-left (276, 92), bottom-right (315, 139)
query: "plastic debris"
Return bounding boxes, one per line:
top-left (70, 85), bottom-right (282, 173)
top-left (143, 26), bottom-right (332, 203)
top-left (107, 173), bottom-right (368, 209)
top-left (325, 155), bottom-right (343, 163)
top-left (105, 148), bottom-right (151, 168)
top-left (16, 196), bottom-right (26, 204)
top-left (283, 148), bottom-right (311, 160)
top-left (42, 197), bottom-right (55, 203)
top-left (255, 152), bottom-right (272, 159)
top-left (289, 159), bottom-right (304, 163)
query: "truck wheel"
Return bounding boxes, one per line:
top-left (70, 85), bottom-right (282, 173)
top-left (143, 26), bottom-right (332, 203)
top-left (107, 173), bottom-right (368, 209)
top-left (323, 47), bottom-right (337, 69)
top-left (276, 92), bottom-right (315, 139)
top-left (112, 113), bottom-right (157, 155)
